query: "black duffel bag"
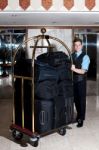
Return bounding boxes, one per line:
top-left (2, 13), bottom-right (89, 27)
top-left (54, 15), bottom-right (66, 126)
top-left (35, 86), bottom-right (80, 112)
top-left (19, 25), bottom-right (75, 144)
top-left (35, 80), bottom-right (58, 100)
top-left (37, 51), bottom-right (71, 67)
top-left (34, 60), bottom-right (58, 82)
top-left (34, 59), bottom-right (72, 83)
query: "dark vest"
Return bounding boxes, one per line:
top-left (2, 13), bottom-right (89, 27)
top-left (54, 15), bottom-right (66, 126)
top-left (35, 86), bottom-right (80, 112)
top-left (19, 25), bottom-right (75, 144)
top-left (72, 51), bottom-right (86, 82)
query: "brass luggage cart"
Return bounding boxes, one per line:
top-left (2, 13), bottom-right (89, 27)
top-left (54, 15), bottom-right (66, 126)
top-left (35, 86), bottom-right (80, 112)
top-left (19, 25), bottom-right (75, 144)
top-left (10, 28), bottom-right (73, 147)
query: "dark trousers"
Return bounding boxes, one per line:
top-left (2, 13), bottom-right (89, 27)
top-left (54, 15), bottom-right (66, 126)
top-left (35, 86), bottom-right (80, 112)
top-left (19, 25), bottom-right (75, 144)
top-left (73, 79), bottom-right (86, 120)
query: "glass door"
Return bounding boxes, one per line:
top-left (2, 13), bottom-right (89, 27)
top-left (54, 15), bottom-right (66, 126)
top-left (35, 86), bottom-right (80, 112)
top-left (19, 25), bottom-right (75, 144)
top-left (0, 29), bottom-right (26, 77)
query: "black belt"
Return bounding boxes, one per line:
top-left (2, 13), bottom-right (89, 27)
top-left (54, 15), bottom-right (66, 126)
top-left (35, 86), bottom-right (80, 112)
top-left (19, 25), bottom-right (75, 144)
top-left (73, 74), bottom-right (86, 83)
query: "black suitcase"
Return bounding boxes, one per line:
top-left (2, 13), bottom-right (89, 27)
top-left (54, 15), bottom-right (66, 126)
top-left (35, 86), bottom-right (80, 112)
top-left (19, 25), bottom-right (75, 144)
top-left (54, 96), bottom-right (74, 128)
top-left (34, 100), bottom-right (54, 134)
top-left (54, 96), bottom-right (66, 128)
top-left (65, 97), bottom-right (74, 124)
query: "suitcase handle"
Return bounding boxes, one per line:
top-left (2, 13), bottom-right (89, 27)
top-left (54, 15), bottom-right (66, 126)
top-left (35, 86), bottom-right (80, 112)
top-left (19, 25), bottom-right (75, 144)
top-left (39, 111), bottom-right (45, 125)
top-left (39, 110), bottom-right (48, 125)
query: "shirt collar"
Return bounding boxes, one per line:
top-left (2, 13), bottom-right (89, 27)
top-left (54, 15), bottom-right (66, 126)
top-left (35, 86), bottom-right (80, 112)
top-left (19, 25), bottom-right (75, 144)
top-left (75, 50), bottom-right (82, 56)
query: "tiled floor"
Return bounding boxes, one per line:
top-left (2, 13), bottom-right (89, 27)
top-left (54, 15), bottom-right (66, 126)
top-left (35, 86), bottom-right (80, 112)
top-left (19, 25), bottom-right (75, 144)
top-left (0, 77), bottom-right (99, 150)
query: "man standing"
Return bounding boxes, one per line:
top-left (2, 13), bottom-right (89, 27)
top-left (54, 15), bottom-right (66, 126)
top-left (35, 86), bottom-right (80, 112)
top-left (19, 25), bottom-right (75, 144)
top-left (71, 38), bottom-right (90, 127)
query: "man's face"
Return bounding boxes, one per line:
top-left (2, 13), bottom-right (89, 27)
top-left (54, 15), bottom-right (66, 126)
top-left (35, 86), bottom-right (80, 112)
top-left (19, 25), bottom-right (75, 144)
top-left (74, 41), bottom-right (82, 52)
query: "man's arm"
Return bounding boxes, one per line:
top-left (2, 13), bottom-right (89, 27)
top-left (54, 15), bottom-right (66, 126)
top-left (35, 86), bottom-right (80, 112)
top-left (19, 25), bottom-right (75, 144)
top-left (71, 55), bottom-right (90, 74)
top-left (71, 64), bottom-right (86, 74)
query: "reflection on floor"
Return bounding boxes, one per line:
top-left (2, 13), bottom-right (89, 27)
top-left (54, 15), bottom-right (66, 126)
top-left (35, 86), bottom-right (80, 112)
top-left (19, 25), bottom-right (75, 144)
top-left (0, 76), bottom-right (99, 150)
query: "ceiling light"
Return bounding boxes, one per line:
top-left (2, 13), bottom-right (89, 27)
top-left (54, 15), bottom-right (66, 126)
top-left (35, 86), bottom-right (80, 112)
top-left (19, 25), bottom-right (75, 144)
top-left (11, 14), bottom-right (17, 17)
top-left (52, 21), bottom-right (57, 24)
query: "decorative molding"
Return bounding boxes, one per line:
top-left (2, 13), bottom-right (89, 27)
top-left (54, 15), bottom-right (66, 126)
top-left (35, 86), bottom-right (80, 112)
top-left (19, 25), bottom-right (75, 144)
top-left (64, 0), bottom-right (74, 10)
top-left (0, 0), bottom-right (98, 11)
top-left (42, 0), bottom-right (52, 10)
top-left (19, 0), bottom-right (30, 10)
top-left (85, 0), bottom-right (95, 10)
top-left (0, 0), bottom-right (8, 10)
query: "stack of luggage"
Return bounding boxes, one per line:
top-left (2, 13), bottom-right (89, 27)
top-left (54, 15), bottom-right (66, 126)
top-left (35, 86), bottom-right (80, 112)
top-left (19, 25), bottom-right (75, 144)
top-left (34, 51), bottom-right (74, 133)
top-left (14, 51), bottom-right (74, 134)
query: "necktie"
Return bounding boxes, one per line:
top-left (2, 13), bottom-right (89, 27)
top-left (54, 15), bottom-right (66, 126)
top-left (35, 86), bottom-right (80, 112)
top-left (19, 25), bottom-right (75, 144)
top-left (74, 53), bottom-right (77, 60)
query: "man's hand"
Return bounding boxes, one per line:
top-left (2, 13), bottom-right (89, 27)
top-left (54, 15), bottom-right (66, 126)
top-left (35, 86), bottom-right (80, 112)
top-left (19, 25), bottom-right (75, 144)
top-left (71, 64), bottom-right (86, 74)
top-left (71, 64), bottom-right (75, 71)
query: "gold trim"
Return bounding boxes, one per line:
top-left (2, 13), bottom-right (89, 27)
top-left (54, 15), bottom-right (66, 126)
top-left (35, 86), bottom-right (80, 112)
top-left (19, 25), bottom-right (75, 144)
top-left (31, 38), bottom-right (39, 132)
top-left (12, 74), bottom-right (15, 124)
top-left (14, 75), bottom-right (32, 80)
top-left (21, 78), bottom-right (24, 128)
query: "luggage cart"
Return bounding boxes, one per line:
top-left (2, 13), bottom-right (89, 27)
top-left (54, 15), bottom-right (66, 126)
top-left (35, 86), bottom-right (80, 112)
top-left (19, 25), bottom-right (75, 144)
top-left (10, 28), bottom-right (74, 147)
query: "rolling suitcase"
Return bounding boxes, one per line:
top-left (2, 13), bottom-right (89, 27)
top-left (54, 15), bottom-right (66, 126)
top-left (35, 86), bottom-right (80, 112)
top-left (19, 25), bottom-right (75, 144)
top-left (54, 96), bottom-right (66, 128)
top-left (34, 100), bottom-right (54, 134)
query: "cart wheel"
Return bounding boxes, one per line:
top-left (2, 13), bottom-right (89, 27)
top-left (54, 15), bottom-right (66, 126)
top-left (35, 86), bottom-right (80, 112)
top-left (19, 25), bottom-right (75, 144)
top-left (33, 140), bottom-right (39, 147)
top-left (12, 130), bottom-right (23, 140)
top-left (30, 137), bottom-right (39, 147)
top-left (57, 128), bottom-right (66, 136)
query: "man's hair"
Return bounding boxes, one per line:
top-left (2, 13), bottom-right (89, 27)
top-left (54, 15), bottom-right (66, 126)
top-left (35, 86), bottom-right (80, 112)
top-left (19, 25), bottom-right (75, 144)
top-left (73, 38), bottom-right (82, 44)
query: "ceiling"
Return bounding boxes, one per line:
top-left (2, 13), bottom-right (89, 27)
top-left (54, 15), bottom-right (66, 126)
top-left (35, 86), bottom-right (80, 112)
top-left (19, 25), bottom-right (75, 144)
top-left (0, 12), bottom-right (99, 27)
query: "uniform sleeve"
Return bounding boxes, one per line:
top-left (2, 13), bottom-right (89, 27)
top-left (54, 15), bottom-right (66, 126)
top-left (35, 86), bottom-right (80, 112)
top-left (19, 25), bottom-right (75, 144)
top-left (81, 55), bottom-right (90, 71)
